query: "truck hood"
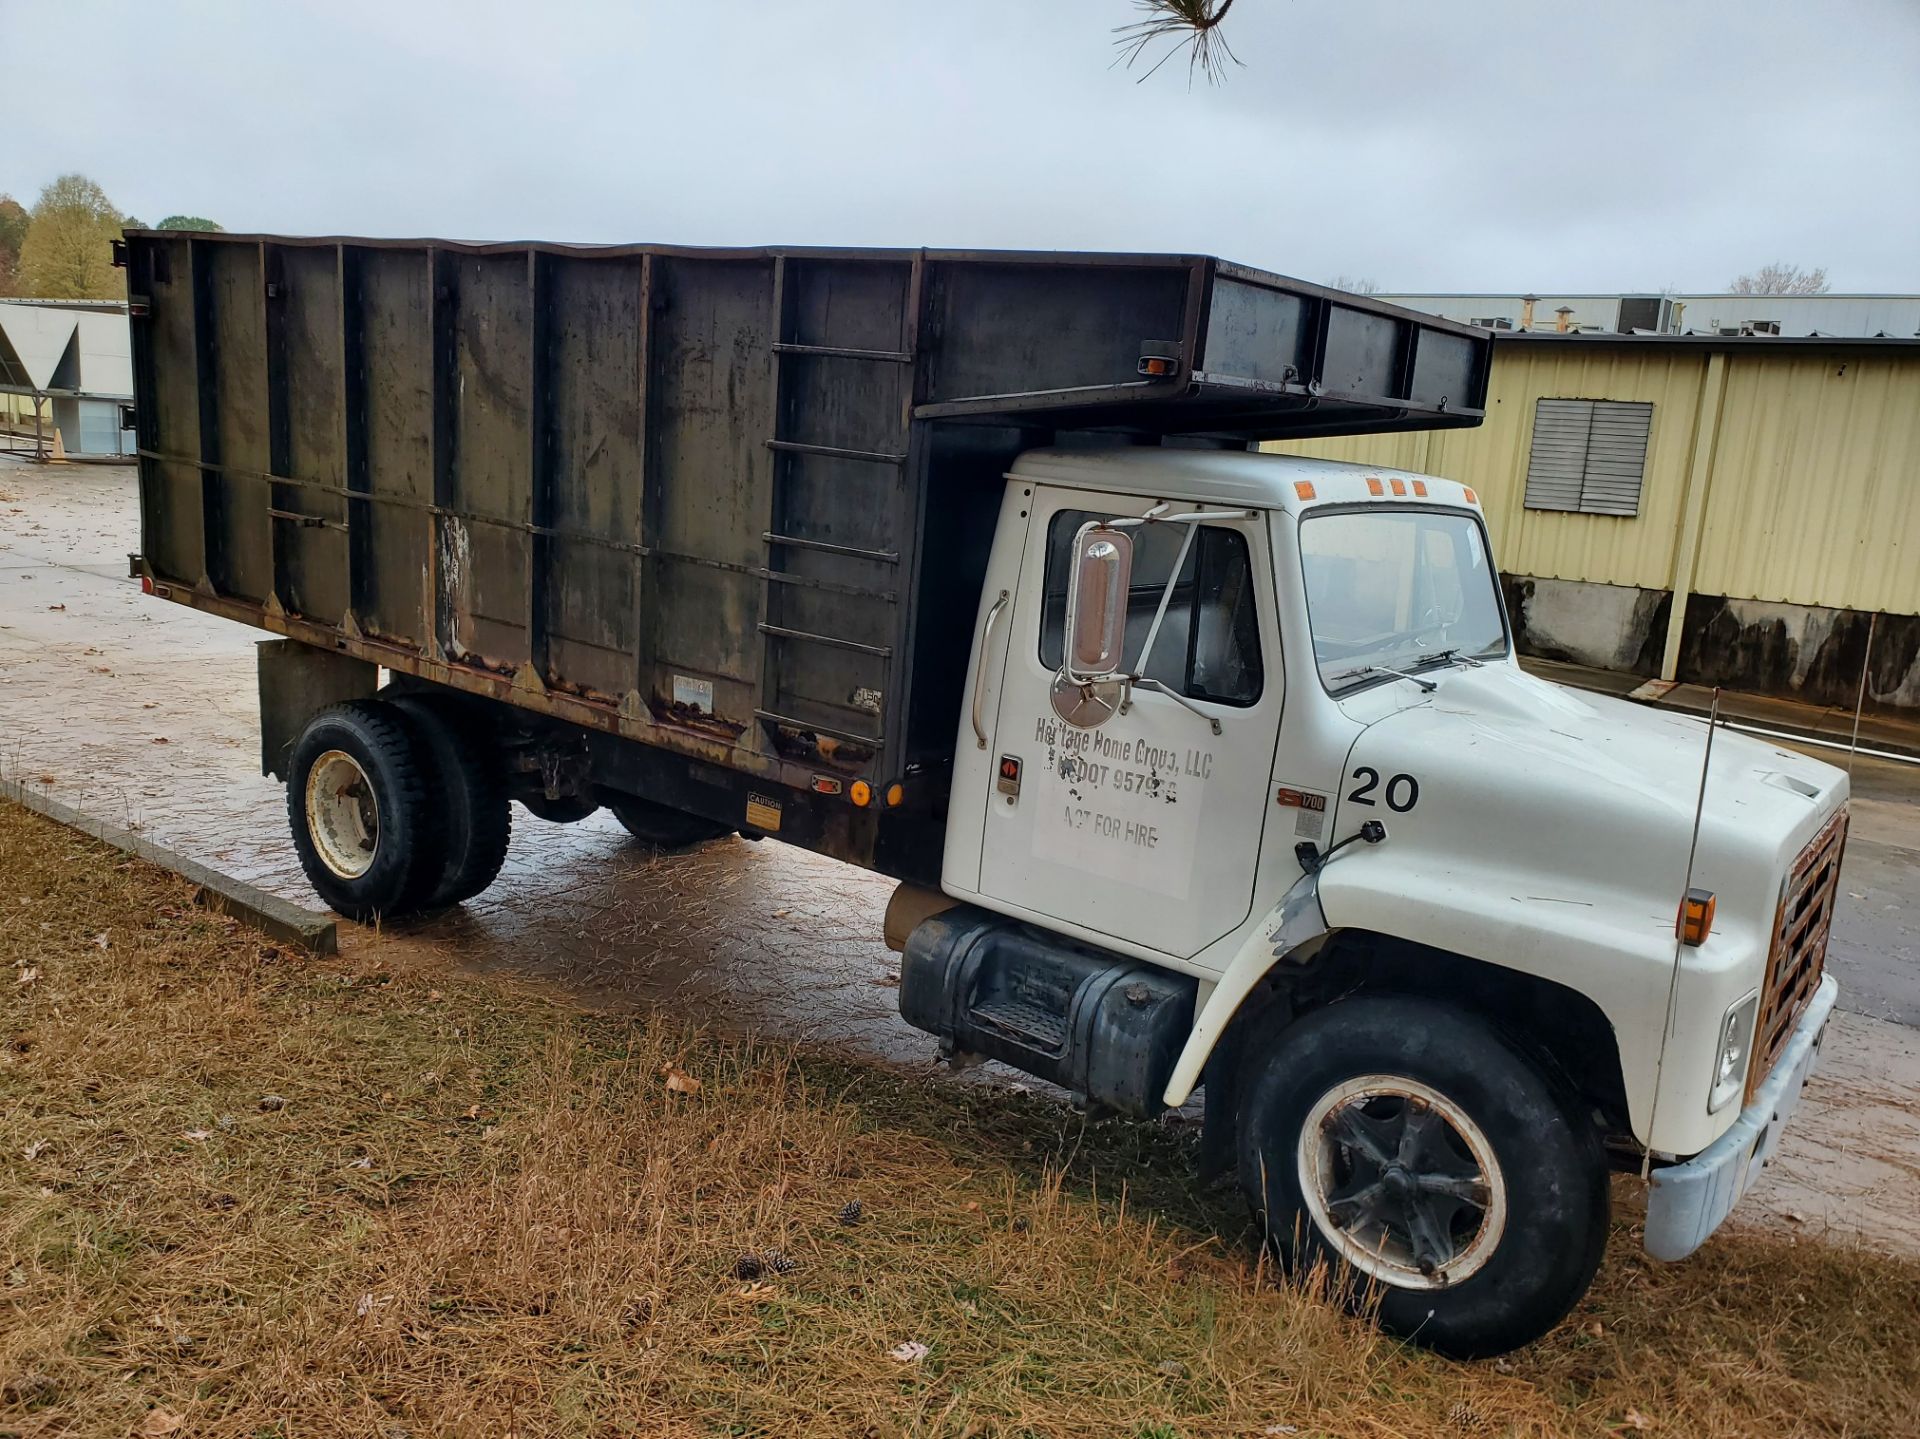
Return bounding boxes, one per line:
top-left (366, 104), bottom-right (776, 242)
top-left (1333, 663), bottom-right (1848, 952)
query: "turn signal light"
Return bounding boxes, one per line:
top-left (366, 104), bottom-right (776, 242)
top-left (849, 780), bottom-right (872, 807)
top-left (885, 782), bottom-right (905, 808)
top-left (1677, 888), bottom-right (1717, 946)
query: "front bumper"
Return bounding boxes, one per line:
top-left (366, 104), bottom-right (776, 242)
top-left (1644, 973), bottom-right (1839, 1262)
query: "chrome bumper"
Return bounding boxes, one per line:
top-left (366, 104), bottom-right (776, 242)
top-left (1644, 973), bottom-right (1839, 1262)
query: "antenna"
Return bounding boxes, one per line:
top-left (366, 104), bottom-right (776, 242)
top-left (1643, 688), bottom-right (1721, 1181)
top-left (1848, 613), bottom-right (1876, 779)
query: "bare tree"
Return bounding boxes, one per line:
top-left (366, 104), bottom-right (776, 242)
top-left (1114, 0), bottom-right (1242, 84)
top-left (1327, 275), bottom-right (1382, 295)
top-left (1728, 262), bottom-right (1830, 296)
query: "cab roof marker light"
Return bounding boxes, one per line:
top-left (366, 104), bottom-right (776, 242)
top-left (1293, 480), bottom-right (1317, 501)
top-left (1365, 477), bottom-right (1385, 497)
top-left (1389, 478), bottom-right (1407, 497)
top-left (1412, 480), bottom-right (1428, 497)
top-left (1463, 486), bottom-right (1478, 505)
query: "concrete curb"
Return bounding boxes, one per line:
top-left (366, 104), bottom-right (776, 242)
top-left (0, 779), bottom-right (338, 955)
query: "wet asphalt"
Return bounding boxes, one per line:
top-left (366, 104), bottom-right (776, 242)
top-left (4, 458), bottom-right (1918, 1253)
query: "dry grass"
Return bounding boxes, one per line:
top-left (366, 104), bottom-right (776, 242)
top-left (3, 800), bottom-right (1917, 1438)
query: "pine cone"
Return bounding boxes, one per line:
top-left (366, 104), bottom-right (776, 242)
top-left (762, 1248), bottom-right (797, 1275)
top-left (837, 1200), bottom-right (863, 1226)
top-left (732, 1253), bottom-right (763, 1281)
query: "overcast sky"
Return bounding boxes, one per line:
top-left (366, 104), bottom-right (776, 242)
top-left (7, 0), bottom-right (1917, 292)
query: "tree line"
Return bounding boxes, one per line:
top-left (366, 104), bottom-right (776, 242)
top-left (0, 173), bottom-right (220, 301)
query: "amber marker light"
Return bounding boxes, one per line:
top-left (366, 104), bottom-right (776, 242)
top-left (885, 782), bottom-right (905, 807)
top-left (849, 780), bottom-right (873, 807)
top-left (1293, 481), bottom-right (1316, 501)
top-left (1677, 888), bottom-right (1717, 946)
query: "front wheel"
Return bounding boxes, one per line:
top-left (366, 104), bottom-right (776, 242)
top-left (1237, 994), bottom-right (1608, 1358)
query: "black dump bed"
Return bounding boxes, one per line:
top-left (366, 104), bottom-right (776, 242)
top-left (123, 235), bottom-right (1489, 870)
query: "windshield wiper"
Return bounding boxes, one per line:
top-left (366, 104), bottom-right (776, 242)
top-left (1327, 663), bottom-right (1437, 694)
top-left (1410, 647), bottom-right (1483, 673)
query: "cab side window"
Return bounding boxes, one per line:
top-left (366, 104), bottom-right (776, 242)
top-left (1038, 509), bottom-right (1264, 706)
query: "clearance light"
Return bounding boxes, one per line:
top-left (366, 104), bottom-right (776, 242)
top-left (1137, 356), bottom-right (1178, 377)
top-left (1293, 480), bottom-right (1317, 501)
top-left (140, 575), bottom-right (155, 595)
top-left (850, 780), bottom-right (873, 807)
top-left (1462, 486), bottom-right (1478, 505)
top-left (1412, 480), bottom-right (1428, 497)
top-left (1389, 478), bottom-right (1407, 497)
top-left (1677, 888), bottom-right (1717, 946)
top-left (1366, 478), bottom-right (1384, 497)
top-left (885, 782), bottom-right (905, 808)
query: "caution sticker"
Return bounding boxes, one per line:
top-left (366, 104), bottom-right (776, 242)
top-left (745, 793), bottom-right (783, 832)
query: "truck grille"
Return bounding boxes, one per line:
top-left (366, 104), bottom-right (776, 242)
top-left (1749, 808), bottom-right (1847, 1100)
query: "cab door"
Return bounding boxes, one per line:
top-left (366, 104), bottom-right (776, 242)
top-left (975, 487), bottom-right (1283, 959)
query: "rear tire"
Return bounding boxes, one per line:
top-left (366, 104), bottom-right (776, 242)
top-left (520, 793), bottom-right (600, 824)
top-left (286, 700), bottom-right (439, 921)
top-left (387, 693), bottom-right (512, 908)
top-left (1236, 994), bottom-right (1608, 1358)
top-left (606, 794), bottom-right (733, 849)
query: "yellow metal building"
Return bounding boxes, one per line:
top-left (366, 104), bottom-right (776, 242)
top-left (1271, 334), bottom-right (1920, 712)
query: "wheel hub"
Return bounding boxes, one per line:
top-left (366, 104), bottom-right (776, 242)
top-left (305, 749), bottom-right (380, 880)
top-left (1298, 1076), bottom-right (1507, 1291)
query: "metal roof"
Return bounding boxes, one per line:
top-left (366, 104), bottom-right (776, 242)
top-left (1494, 331), bottom-right (1920, 352)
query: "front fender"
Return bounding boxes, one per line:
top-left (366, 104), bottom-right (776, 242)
top-left (1161, 868), bottom-right (1326, 1108)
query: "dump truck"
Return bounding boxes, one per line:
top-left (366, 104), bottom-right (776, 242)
top-left (120, 233), bottom-right (1846, 1356)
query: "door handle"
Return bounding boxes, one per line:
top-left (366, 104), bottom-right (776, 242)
top-left (971, 589), bottom-right (1010, 750)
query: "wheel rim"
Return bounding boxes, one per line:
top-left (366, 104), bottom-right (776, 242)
top-left (305, 749), bottom-right (380, 880)
top-left (1296, 1074), bottom-right (1506, 1290)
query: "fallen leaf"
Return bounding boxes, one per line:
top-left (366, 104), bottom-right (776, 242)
top-left (151, 736), bottom-right (169, 745)
top-left (463, 1104), bottom-right (482, 1120)
top-left (870, 974), bottom-right (900, 987)
top-left (22, 1138), bottom-right (50, 1160)
top-left (92, 932), bottom-right (110, 950)
top-left (661, 1063), bottom-right (702, 1095)
top-left (258, 1094), bottom-right (286, 1112)
top-left (771, 909), bottom-right (790, 919)
top-left (16, 967), bottom-right (39, 986)
top-left (348, 1156), bottom-right (373, 1170)
top-left (182, 1129), bottom-right (211, 1143)
top-left (353, 1292), bottom-right (393, 1319)
top-left (1783, 1209), bottom-right (1806, 1224)
top-left (1624, 1409), bottom-right (1655, 1432)
top-left (1586, 1320), bottom-right (1605, 1338)
top-left (887, 1340), bottom-right (929, 1364)
top-left (426, 990), bottom-right (443, 1002)
top-left (1155, 1359), bottom-right (1188, 1378)
top-left (46, 603), bottom-right (64, 611)
top-left (140, 1407), bottom-right (185, 1435)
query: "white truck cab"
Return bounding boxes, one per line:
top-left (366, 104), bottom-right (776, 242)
top-left (905, 446), bottom-right (1846, 1356)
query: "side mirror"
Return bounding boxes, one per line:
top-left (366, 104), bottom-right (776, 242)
top-left (1051, 522), bottom-right (1133, 730)
top-left (1064, 524), bottom-right (1132, 680)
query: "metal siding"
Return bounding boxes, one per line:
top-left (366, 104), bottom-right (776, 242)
top-left (1271, 347), bottom-right (1705, 589)
top-left (1693, 352), bottom-right (1920, 615)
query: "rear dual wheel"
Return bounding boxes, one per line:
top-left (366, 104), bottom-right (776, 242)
top-left (286, 696), bottom-right (510, 920)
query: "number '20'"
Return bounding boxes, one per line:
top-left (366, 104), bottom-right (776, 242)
top-left (1347, 766), bottom-right (1419, 813)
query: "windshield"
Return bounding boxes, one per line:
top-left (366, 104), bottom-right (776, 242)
top-left (1299, 508), bottom-right (1508, 693)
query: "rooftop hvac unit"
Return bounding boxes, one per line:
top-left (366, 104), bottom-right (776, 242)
top-left (1470, 316), bottom-right (1514, 330)
top-left (1616, 296), bottom-right (1674, 334)
top-left (1743, 319), bottom-right (1782, 336)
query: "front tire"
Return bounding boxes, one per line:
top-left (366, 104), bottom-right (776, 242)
top-left (286, 701), bottom-right (439, 921)
top-left (1237, 994), bottom-right (1608, 1358)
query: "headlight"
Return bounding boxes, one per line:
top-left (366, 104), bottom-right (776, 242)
top-left (1709, 991), bottom-right (1760, 1113)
